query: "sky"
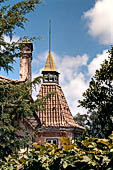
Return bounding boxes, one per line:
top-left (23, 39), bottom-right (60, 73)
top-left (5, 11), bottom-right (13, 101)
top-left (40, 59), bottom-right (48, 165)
top-left (1, 0), bottom-right (113, 116)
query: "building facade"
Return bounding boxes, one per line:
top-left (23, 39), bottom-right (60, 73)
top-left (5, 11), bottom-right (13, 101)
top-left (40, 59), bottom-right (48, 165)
top-left (34, 49), bottom-right (84, 145)
top-left (0, 33), bottom-right (84, 146)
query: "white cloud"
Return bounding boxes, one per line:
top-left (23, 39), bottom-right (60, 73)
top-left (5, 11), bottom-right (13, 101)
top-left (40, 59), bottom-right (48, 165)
top-left (88, 49), bottom-right (108, 77)
top-left (59, 54), bottom-right (88, 82)
top-left (84, 0), bottom-right (113, 45)
top-left (62, 73), bottom-right (88, 115)
top-left (32, 49), bottom-right (109, 116)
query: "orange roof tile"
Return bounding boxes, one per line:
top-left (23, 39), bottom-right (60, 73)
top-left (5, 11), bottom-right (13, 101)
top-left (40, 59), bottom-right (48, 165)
top-left (37, 83), bottom-right (84, 130)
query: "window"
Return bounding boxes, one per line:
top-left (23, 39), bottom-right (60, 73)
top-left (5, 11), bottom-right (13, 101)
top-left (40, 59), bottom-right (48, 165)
top-left (46, 140), bottom-right (51, 144)
top-left (44, 77), bottom-right (49, 82)
top-left (46, 138), bottom-right (58, 145)
top-left (53, 139), bottom-right (57, 145)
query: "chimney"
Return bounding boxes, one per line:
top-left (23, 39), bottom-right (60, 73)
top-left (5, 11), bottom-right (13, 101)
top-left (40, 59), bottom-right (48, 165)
top-left (20, 38), bottom-right (33, 81)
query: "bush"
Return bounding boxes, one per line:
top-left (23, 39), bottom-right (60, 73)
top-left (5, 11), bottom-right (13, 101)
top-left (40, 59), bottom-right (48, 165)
top-left (1, 136), bottom-right (113, 170)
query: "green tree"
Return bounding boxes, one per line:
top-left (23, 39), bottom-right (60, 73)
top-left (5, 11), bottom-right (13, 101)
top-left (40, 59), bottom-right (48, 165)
top-left (74, 113), bottom-right (89, 128)
top-left (0, 0), bottom-right (40, 72)
top-left (0, 79), bottom-right (43, 158)
top-left (0, 0), bottom-right (41, 158)
top-left (79, 47), bottom-right (113, 138)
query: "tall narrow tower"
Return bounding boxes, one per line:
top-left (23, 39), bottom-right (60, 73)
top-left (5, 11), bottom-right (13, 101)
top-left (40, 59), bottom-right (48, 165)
top-left (42, 20), bottom-right (59, 84)
top-left (20, 38), bottom-right (33, 81)
top-left (36, 21), bottom-right (84, 145)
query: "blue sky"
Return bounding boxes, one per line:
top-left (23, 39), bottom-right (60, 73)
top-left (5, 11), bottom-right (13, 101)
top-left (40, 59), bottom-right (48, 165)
top-left (1, 0), bottom-right (113, 115)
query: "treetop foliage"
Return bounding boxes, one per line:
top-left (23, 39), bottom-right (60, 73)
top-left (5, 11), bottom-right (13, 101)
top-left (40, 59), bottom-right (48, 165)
top-left (79, 47), bottom-right (113, 138)
top-left (0, 0), bottom-right (40, 72)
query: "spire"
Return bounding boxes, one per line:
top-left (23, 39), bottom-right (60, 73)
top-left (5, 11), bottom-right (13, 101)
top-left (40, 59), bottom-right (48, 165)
top-left (42, 20), bottom-right (59, 73)
top-left (49, 19), bottom-right (51, 53)
top-left (43, 52), bottom-right (58, 72)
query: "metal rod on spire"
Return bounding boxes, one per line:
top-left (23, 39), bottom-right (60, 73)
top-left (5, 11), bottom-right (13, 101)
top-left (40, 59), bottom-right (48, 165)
top-left (49, 19), bottom-right (51, 52)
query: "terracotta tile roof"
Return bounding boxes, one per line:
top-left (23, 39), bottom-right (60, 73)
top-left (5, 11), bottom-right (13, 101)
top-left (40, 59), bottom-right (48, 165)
top-left (37, 83), bottom-right (84, 130)
top-left (0, 75), bottom-right (24, 84)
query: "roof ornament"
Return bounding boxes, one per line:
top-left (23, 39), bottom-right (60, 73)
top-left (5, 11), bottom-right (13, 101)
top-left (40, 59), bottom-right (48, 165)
top-left (49, 19), bottom-right (51, 53)
top-left (42, 20), bottom-right (59, 73)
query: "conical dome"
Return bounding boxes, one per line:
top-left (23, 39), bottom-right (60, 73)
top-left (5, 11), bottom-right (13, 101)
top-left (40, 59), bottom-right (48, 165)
top-left (42, 52), bottom-right (59, 72)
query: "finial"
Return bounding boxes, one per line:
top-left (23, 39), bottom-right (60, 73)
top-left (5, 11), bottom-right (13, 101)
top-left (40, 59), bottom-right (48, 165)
top-left (49, 19), bottom-right (51, 53)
